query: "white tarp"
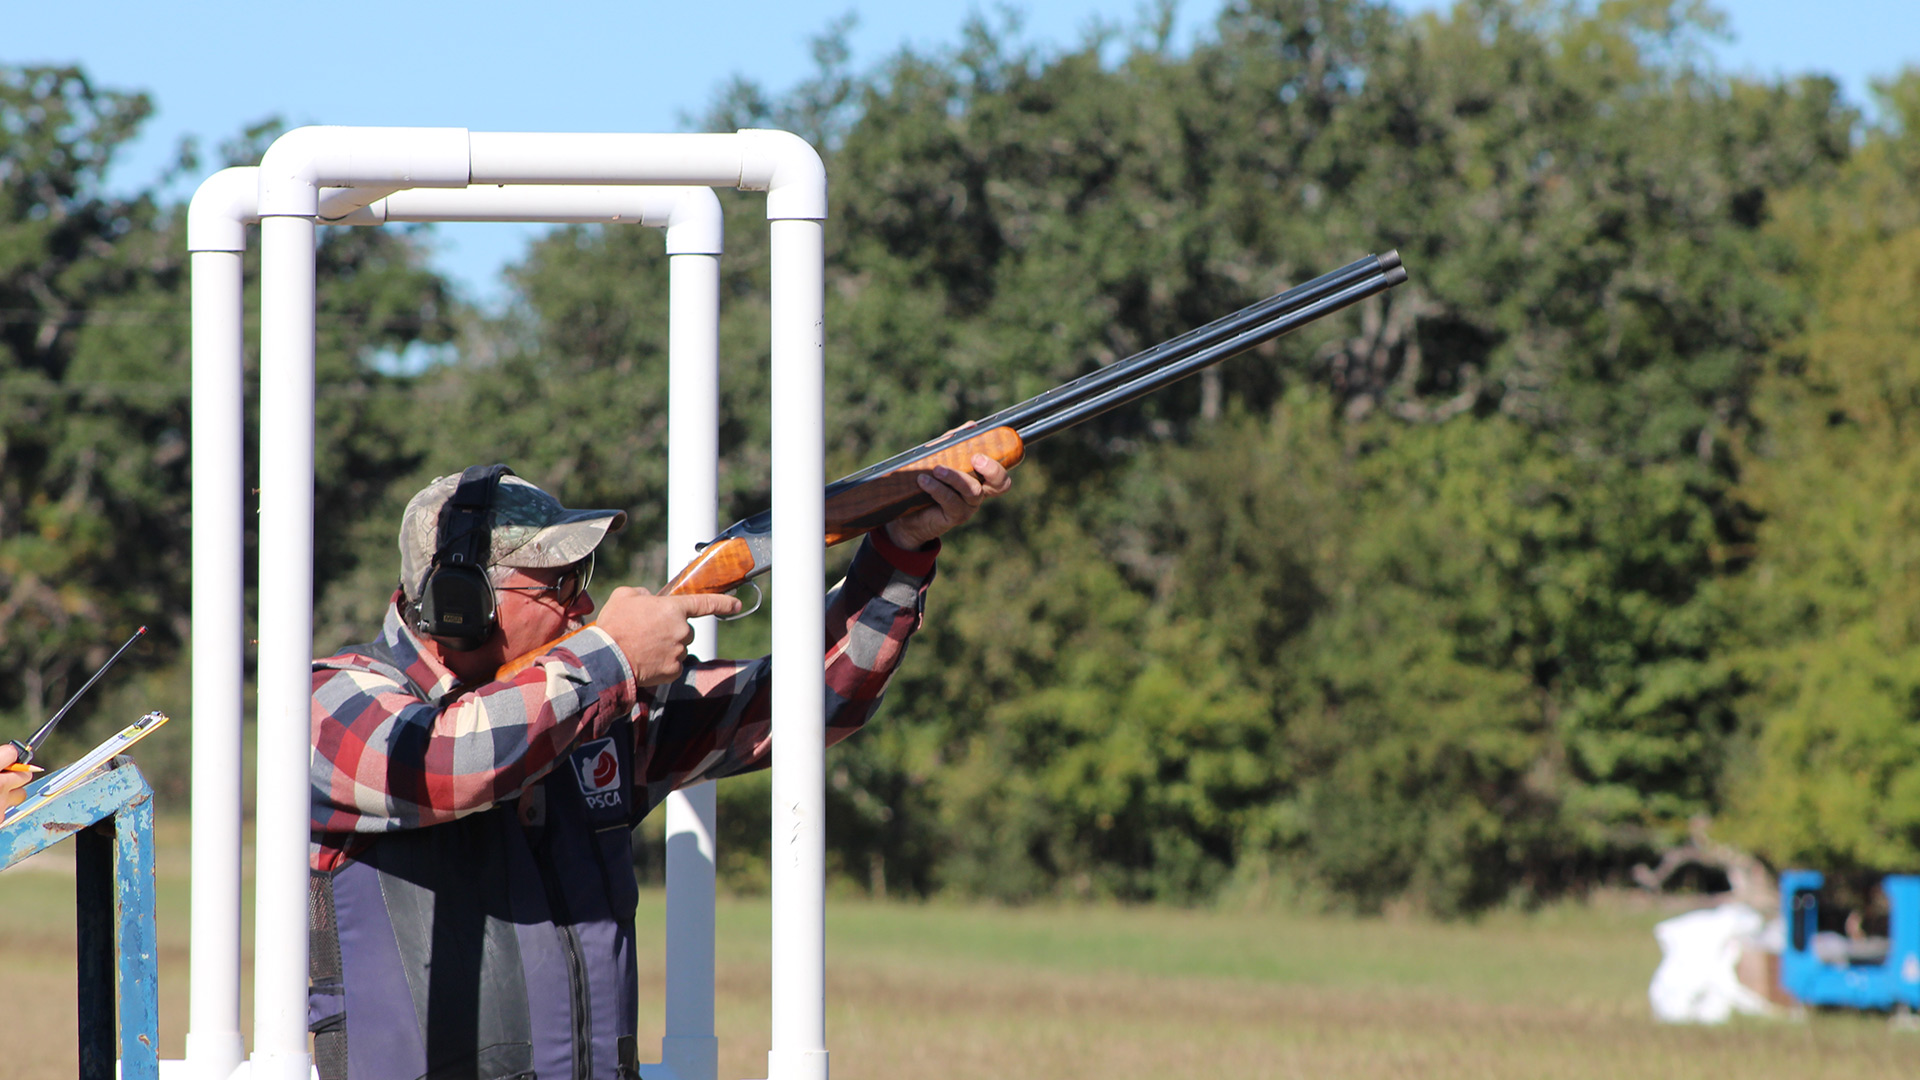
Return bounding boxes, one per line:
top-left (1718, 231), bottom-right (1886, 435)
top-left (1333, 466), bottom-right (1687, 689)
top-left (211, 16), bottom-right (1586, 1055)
top-left (1648, 902), bottom-right (1775, 1023)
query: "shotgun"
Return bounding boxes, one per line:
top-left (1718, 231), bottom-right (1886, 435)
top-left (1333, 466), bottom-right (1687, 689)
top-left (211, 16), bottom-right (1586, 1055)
top-left (500, 251), bottom-right (1406, 675)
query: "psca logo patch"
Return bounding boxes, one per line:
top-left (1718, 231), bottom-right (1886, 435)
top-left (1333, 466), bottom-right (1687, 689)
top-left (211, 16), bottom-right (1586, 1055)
top-left (572, 738), bottom-right (624, 810)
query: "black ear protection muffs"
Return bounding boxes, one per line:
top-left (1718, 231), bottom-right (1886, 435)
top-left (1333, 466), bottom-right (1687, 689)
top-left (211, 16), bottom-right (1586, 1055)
top-left (413, 464), bottom-right (513, 651)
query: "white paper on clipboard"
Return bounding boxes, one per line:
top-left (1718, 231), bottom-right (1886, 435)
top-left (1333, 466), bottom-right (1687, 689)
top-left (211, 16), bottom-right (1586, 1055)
top-left (5, 710), bottom-right (170, 822)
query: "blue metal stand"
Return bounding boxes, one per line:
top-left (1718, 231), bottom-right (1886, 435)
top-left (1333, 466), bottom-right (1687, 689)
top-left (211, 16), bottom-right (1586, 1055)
top-left (0, 757), bottom-right (159, 1080)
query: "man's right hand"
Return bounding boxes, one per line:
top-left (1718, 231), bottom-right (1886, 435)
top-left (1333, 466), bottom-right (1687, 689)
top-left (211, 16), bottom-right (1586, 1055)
top-left (594, 587), bottom-right (743, 686)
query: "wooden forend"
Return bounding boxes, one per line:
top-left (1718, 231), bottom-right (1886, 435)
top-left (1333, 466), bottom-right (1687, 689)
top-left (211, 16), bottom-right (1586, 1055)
top-left (823, 426), bottom-right (1025, 546)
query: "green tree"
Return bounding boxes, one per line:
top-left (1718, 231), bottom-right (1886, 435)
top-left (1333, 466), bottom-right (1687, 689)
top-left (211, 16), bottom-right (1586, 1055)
top-left (1722, 72), bottom-right (1920, 877)
top-left (0, 66), bottom-right (185, 730)
top-left (0, 70), bottom-right (456, 794)
top-left (472, 0), bottom-right (1859, 910)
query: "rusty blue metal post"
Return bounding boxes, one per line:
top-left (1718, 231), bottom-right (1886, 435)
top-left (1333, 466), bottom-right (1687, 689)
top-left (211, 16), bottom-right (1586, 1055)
top-left (117, 785), bottom-right (158, 1080)
top-left (0, 757), bottom-right (160, 1080)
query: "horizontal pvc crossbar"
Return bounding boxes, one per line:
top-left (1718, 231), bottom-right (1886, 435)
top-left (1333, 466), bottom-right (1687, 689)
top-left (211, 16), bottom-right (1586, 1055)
top-left (194, 177), bottom-right (726, 256)
top-left (328, 184), bottom-right (724, 255)
top-left (466, 130), bottom-right (825, 220)
top-left (250, 126), bottom-right (826, 221)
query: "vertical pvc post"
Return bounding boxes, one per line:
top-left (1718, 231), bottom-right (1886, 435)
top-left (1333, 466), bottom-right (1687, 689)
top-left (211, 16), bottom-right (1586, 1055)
top-left (186, 166), bottom-right (257, 1080)
top-left (766, 218), bottom-right (827, 1080)
top-left (187, 245), bottom-right (249, 1080)
top-left (251, 213), bottom-right (318, 1080)
top-left (663, 249), bottom-right (722, 1080)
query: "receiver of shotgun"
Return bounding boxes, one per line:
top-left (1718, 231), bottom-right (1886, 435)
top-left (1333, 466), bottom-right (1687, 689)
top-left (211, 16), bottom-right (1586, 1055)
top-left (497, 252), bottom-right (1406, 677)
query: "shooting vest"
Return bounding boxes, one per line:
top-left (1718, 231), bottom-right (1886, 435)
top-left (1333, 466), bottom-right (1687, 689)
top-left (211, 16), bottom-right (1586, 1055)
top-left (309, 640), bottom-right (644, 1080)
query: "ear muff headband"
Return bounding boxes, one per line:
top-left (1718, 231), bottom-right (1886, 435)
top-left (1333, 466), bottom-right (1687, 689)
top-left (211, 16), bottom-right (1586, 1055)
top-left (414, 464), bottom-right (513, 650)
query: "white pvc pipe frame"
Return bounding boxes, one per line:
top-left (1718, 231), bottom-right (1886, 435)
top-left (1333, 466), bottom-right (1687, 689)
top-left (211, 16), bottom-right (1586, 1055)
top-left (187, 176), bottom-right (727, 1080)
top-left (186, 126), bottom-right (831, 1080)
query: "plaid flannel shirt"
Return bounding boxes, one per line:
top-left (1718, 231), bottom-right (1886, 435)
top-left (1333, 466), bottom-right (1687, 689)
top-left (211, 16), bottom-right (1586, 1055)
top-left (310, 533), bottom-right (937, 871)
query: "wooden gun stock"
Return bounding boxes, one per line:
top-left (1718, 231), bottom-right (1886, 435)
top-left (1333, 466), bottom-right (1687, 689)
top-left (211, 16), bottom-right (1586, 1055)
top-left (660, 536), bottom-right (758, 596)
top-left (497, 541), bottom-right (749, 678)
top-left (496, 428), bottom-right (1024, 680)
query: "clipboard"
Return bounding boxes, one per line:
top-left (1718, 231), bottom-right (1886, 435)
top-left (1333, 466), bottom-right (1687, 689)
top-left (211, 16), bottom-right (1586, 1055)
top-left (5, 710), bottom-right (170, 823)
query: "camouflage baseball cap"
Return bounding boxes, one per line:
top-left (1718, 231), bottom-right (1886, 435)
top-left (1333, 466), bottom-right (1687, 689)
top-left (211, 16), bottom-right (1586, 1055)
top-left (398, 472), bottom-right (627, 601)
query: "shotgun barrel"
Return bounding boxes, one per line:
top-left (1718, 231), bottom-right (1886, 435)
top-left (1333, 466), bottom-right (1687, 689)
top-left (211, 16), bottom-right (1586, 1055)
top-left (691, 251), bottom-right (1407, 566)
top-left (1018, 260), bottom-right (1406, 442)
top-left (827, 251), bottom-right (1401, 492)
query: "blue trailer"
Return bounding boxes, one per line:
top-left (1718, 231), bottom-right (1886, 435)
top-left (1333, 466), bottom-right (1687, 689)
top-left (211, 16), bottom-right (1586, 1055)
top-left (1780, 870), bottom-right (1920, 1010)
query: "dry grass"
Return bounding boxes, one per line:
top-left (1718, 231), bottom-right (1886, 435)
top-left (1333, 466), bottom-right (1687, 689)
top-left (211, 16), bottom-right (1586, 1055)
top-left (1, 821), bottom-right (1913, 1079)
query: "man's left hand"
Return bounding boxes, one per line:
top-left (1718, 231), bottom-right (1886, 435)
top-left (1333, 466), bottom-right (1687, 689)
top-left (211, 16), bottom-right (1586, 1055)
top-left (883, 453), bottom-right (1014, 551)
top-left (0, 743), bottom-right (32, 817)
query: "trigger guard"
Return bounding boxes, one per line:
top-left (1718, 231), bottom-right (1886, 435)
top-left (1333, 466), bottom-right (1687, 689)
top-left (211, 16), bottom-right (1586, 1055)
top-left (717, 581), bottom-right (763, 622)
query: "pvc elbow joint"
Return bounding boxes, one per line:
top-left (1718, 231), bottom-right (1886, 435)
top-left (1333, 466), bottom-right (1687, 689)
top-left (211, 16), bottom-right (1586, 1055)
top-left (737, 129), bottom-right (827, 221)
top-left (187, 168), bottom-right (260, 252)
top-left (257, 126), bottom-right (471, 218)
top-left (664, 187), bottom-right (724, 255)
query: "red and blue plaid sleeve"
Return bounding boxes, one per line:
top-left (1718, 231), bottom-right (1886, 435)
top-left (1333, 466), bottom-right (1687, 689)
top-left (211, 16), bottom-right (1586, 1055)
top-left (632, 532), bottom-right (938, 812)
top-left (310, 604), bottom-right (639, 867)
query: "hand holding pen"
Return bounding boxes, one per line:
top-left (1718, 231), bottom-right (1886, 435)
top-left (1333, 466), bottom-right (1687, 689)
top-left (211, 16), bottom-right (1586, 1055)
top-left (0, 743), bottom-right (29, 813)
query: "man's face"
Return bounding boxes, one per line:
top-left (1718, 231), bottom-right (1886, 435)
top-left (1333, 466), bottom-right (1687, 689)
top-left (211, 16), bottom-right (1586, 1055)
top-left (485, 560), bottom-right (596, 666)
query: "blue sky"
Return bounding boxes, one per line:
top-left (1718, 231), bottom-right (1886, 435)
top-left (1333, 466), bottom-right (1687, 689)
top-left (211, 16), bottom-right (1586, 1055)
top-left (10, 1), bottom-right (1914, 307)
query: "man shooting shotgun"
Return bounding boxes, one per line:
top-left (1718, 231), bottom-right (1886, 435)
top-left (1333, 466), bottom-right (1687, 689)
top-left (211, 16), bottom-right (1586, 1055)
top-left (306, 252), bottom-right (1404, 1080)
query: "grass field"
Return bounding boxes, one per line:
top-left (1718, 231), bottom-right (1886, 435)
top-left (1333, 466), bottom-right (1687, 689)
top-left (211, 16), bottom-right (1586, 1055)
top-left (1, 819), bottom-right (1912, 1079)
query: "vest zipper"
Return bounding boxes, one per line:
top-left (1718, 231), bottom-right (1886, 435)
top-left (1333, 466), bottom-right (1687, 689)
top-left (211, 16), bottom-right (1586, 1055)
top-left (556, 924), bottom-right (592, 1080)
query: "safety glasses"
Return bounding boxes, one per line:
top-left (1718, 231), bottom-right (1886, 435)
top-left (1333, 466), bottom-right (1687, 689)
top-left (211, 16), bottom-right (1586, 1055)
top-left (495, 553), bottom-right (594, 607)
